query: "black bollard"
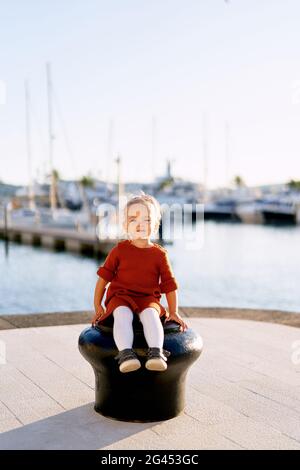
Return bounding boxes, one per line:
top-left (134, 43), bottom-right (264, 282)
top-left (78, 315), bottom-right (203, 422)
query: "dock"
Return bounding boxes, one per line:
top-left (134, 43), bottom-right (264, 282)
top-left (0, 222), bottom-right (167, 257)
top-left (0, 308), bottom-right (299, 450)
top-left (0, 222), bottom-right (116, 257)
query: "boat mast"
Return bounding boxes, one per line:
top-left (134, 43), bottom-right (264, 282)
top-left (115, 154), bottom-right (124, 231)
top-left (106, 118), bottom-right (114, 198)
top-left (202, 112), bottom-right (208, 201)
top-left (24, 79), bottom-right (35, 210)
top-left (225, 120), bottom-right (230, 191)
top-left (151, 115), bottom-right (157, 182)
top-left (46, 62), bottom-right (56, 213)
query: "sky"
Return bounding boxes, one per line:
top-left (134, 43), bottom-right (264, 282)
top-left (1, 0), bottom-right (300, 189)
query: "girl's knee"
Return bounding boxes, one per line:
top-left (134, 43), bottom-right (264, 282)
top-left (140, 307), bottom-right (160, 321)
top-left (113, 305), bottom-right (134, 321)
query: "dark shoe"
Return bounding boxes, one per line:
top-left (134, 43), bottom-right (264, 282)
top-left (114, 348), bottom-right (141, 373)
top-left (145, 347), bottom-right (171, 371)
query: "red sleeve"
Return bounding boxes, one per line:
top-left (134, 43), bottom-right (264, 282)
top-left (97, 245), bottom-right (119, 282)
top-left (159, 250), bottom-right (179, 293)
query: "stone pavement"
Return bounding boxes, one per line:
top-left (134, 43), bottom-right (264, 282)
top-left (0, 318), bottom-right (299, 450)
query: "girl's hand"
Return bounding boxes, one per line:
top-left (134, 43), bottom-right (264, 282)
top-left (165, 311), bottom-right (188, 332)
top-left (91, 305), bottom-right (106, 327)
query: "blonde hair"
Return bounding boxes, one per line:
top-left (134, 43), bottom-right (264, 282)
top-left (122, 191), bottom-right (162, 236)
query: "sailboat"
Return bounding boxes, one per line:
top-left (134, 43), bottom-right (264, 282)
top-left (259, 192), bottom-right (300, 225)
top-left (36, 63), bottom-right (91, 229)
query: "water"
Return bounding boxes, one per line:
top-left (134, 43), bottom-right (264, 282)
top-left (0, 221), bottom-right (299, 315)
top-left (172, 221), bottom-right (300, 313)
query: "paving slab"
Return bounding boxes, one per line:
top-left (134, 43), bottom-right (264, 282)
top-left (0, 318), bottom-right (299, 450)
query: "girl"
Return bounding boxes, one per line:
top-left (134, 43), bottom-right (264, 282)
top-left (91, 192), bottom-right (188, 374)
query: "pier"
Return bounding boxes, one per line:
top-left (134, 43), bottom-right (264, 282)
top-left (0, 220), bottom-right (166, 257)
top-left (0, 222), bottom-right (116, 257)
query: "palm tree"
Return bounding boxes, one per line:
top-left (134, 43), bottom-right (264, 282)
top-left (78, 175), bottom-right (95, 217)
top-left (233, 175), bottom-right (246, 188)
top-left (287, 179), bottom-right (300, 191)
top-left (80, 175), bottom-right (95, 188)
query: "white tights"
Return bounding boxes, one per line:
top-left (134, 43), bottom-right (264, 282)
top-left (113, 305), bottom-right (164, 351)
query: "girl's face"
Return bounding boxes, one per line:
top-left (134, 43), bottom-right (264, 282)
top-left (125, 203), bottom-right (156, 240)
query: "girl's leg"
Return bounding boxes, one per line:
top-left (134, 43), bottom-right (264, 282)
top-left (139, 307), bottom-right (169, 371)
top-left (113, 305), bottom-right (134, 350)
top-left (139, 307), bottom-right (164, 348)
top-left (113, 305), bottom-right (141, 373)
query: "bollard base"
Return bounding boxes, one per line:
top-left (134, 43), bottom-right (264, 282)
top-left (78, 318), bottom-right (203, 423)
top-left (93, 404), bottom-right (184, 423)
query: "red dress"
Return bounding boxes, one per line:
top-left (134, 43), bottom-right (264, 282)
top-left (96, 239), bottom-right (179, 323)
